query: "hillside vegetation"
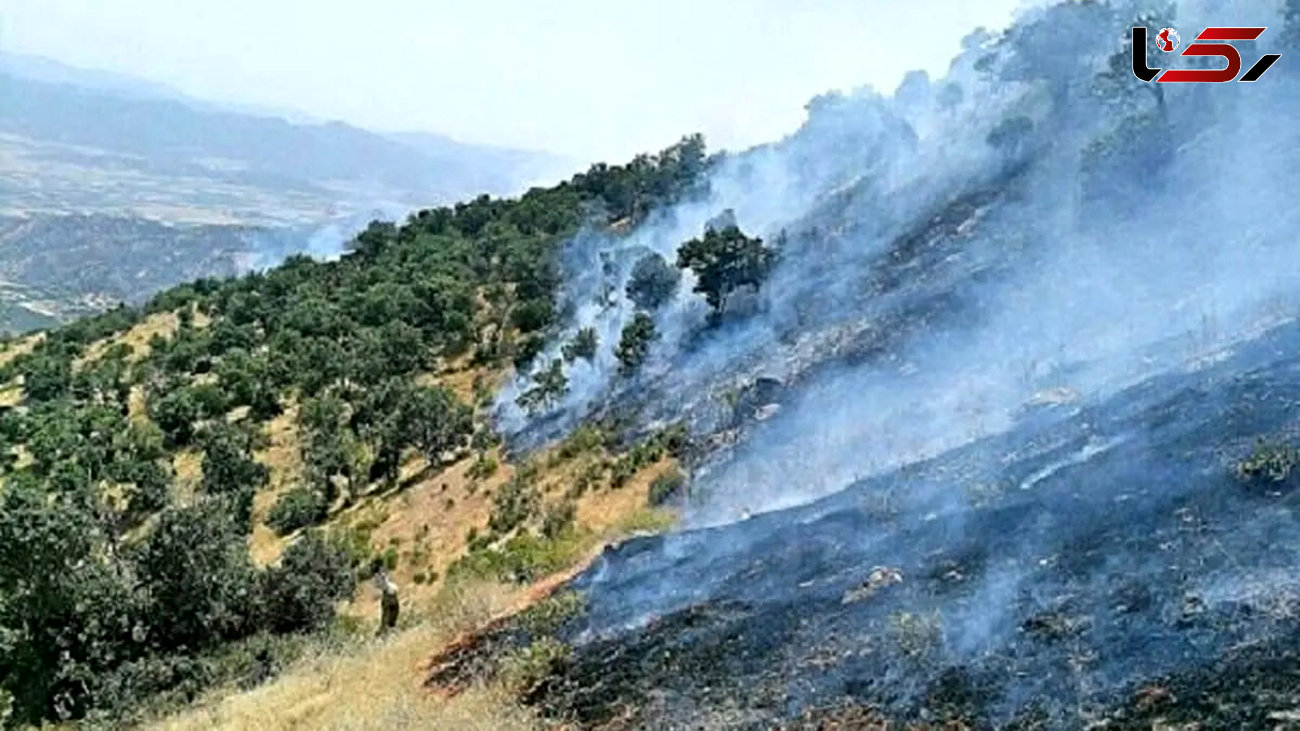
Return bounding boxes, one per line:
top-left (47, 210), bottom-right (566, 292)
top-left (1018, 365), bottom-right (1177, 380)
top-left (0, 135), bottom-right (707, 728)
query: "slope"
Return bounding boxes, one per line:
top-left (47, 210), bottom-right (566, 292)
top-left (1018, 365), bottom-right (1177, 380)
top-left (0, 135), bottom-right (705, 728)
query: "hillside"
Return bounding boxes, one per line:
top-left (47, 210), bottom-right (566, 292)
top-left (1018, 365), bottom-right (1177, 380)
top-left (0, 134), bottom-right (706, 728)
top-left (6, 1), bottom-right (1300, 730)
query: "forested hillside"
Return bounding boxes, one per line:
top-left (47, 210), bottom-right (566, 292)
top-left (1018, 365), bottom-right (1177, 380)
top-left (0, 135), bottom-right (706, 727)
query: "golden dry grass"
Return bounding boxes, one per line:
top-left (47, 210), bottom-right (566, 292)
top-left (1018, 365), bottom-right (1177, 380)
top-left (0, 332), bottom-right (41, 367)
top-left (172, 449), bottom-right (204, 505)
top-left (0, 381), bottom-right (22, 408)
top-left (148, 440), bottom-right (677, 730)
top-left (62, 331), bottom-right (679, 730)
top-left (249, 406), bottom-right (304, 566)
top-left (146, 582), bottom-right (545, 731)
top-left (75, 311), bottom-right (179, 369)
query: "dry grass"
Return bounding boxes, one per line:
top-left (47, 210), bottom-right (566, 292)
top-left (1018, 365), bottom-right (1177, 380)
top-left (172, 449), bottom-right (203, 505)
top-left (145, 582), bottom-right (545, 731)
top-left (0, 381), bottom-right (22, 408)
top-left (0, 332), bottom-right (41, 367)
top-left (148, 436), bottom-right (678, 730)
top-left (249, 406), bottom-right (304, 566)
top-left (75, 311), bottom-right (180, 369)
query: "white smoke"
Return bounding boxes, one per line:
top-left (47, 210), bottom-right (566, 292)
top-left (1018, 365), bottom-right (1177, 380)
top-left (497, 0), bottom-right (1296, 531)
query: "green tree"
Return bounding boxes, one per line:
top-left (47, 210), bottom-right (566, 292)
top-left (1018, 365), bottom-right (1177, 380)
top-left (132, 498), bottom-right (259, 651)
top-left (257, 530), bottom-right (356, 633)
top-left (561, 327), bottom-right (598, 363)
top-left (23, 354), bottom-right (73, 402)
top-left (616, 313), bottom-right (658, 373)
top-left (200, 424), bottom-right (270, 525)
top-left (149, 387), bottom-right (201, 448)
top-left (265, 486), bottom-right (329, 535)
top-left (517, 359), bottom-right (569, 414)
top-left (0, 479), bottom-right (137, 725)
top-left (626, 252), bottom-right (680, 310)
top-left (675, 225), bottom-right (775, 313)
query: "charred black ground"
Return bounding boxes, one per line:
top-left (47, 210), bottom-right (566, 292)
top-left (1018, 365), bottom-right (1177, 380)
top-left (433, 315), bottom-right (1300, 729)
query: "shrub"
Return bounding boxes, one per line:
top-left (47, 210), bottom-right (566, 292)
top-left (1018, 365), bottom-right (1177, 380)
top-left (259, 530), bottom-right (357, 634)
top-left (488, 475), bottom-right (542, 534)
top-left (1236, 439), bottom-right (1300, 486)
top-left (625, 252), bottom-right (680, 310)
top-left (648, 468), bottom-right (686, 506)
top-left (502, 637), bottom-right (571, 694)
top-left (610, 458), bottom-right (637, 489)
top-left (541, 501), bottom-right (577, 539)
top-left (561, 327), bottom-right (598, 362)
top-left (615, 313), bottom-right (658, 373)
top-left (558, 423), bottom-right (605, 460)
top-left (450, 530), bottom-right (585, 584)
top-left (266, 487), bottom-right (329, 535)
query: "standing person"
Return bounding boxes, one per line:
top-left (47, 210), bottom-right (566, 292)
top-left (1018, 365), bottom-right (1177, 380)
top-left (375, 567), bottom-right (399, 636)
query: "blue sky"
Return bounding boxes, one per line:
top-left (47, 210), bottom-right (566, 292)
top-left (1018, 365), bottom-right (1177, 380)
top-left (1, 1), bottom-right (1026, 162)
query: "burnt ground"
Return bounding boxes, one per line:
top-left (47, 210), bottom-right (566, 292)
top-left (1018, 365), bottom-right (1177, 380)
top-left (437, 316), bottom-right (1300, 729)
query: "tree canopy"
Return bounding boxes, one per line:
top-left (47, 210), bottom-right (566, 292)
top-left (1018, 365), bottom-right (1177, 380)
top-left (0, 133), bottom-right (716, 725)
top-left (675, 225), bottom-right (776, 313)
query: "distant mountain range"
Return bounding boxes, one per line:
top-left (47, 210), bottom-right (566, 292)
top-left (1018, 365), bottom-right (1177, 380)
top-left (0, 52), bottom-right (578, 332)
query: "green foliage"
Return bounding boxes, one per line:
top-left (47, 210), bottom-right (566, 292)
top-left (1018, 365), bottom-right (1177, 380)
top-left (648, 468), bottom-right (687, 506)
top-left (501, 636), bottom-right (571, 693)
top-left (488, 474), bottom-right (542, 535)
top-left (266, 486), bottom-right (330, 536)
top-left (20, 352), bottom-right (73, 402)
top-left (626, 252), bottom-right (680, 310)
top-left (541, 500), bottom-right (577, 539)
top-left (149, 386), bottom-right (203, 448)
top-left (558, 423), bottom-right (605, 460)
top-left (561, 327), bottom-right (598, 362)
top-left (467, 454), bottom-right (499, 480)
top-left (0, 131), bottom-right (716, 728)
top-left (517, 358), bottom-right (569, 414)
top-left (1236, 439), bottom-right (1300, 486)
top-left (450, 529), bottom-right (586, 585)
top-left (200, 423), bottom-right (270, 524)
top-left (616, 313), bottom-right (658, 373)
top-left (519, 590), bottom-right (587, 636)
top-left (675, 224), bottom-right (775, 313)
top-left (133, 499), bottom-right (261, 651)
top-left (259, 530), bottom-right (357, 634)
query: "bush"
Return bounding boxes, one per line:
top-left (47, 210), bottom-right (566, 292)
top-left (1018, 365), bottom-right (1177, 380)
top-left (468, 454), bottom-right (499, 480)
top-left (561, 327), bottom-right (598, 362)
top-left (648, 468), bottom-right (686, 506)
top-left (615, 313), bottom-right (658, 373)
top-left (488, 475), bottom-right (542, 534)
top-left (258, 530), bottom-right (356, 634)
top-left (502, 636), bottom-right (571, 693)
top-left (450, 529), bottom-right (585, 584)
top-left (625, 252), bottom-right (680, 310)
top-left (558, 423), bottom-right (605, 460)
top-left (266, 487), bottom-right (329, 535)
top-left (1236, 439), bottom-right (1300, 487)
top-left (541, 500), bottom-right (577, 539)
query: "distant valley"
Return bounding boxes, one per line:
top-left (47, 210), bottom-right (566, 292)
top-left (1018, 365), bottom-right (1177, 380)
top-left (0, 52), bottom-right (576, 333)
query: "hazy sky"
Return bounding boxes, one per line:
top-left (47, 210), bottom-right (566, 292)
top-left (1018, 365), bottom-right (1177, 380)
top-left (2, 1), bottom-right (1026, 162)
